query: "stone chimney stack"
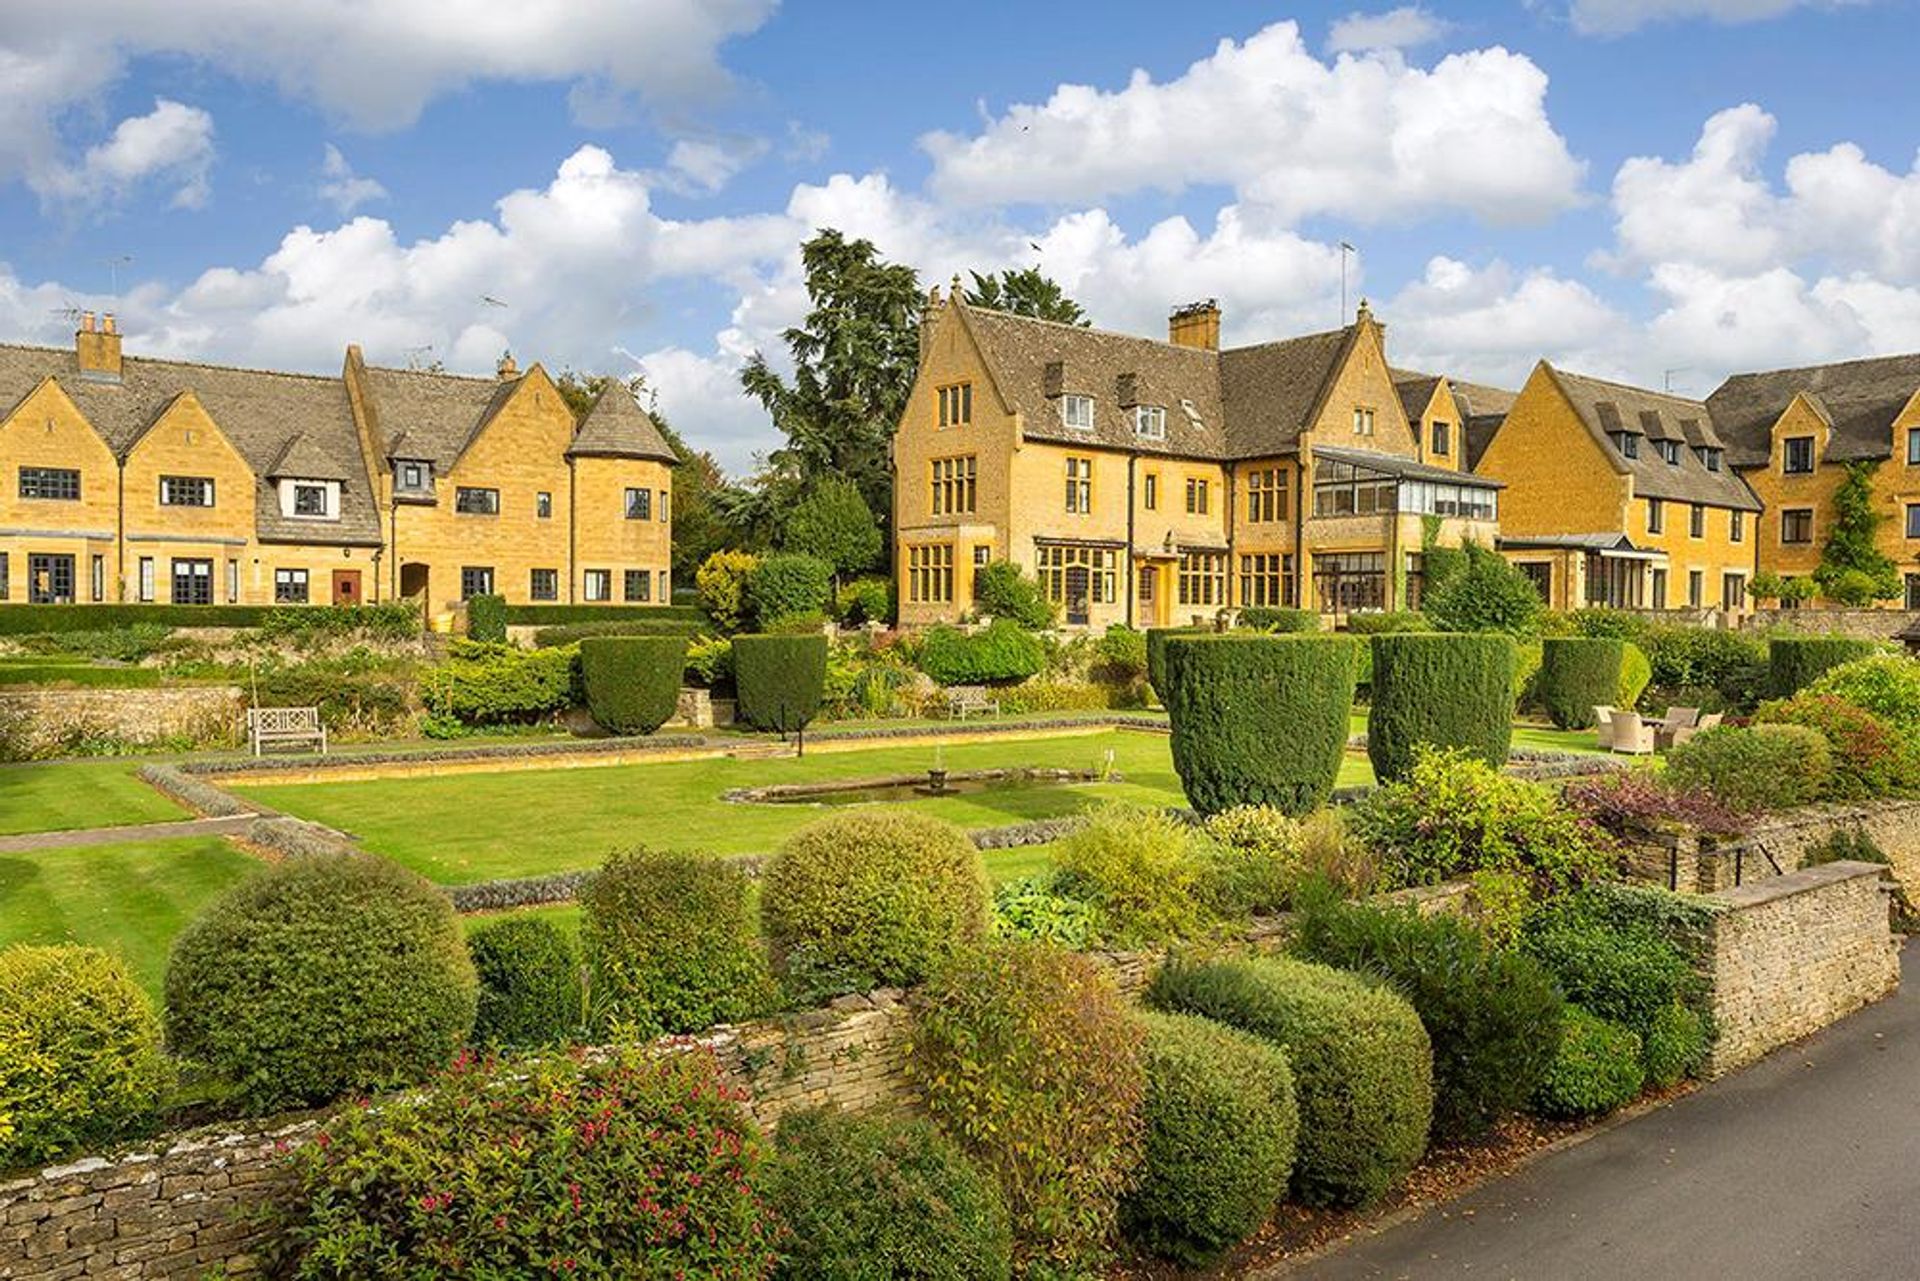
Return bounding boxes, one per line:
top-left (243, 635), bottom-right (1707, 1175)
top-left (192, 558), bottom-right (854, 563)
top-left (496, 350), bottom-right (519, 381)
top-left (1168, 299), bottom-right (1221, 351)
top-left (75, 310), bottom-right (123, 382)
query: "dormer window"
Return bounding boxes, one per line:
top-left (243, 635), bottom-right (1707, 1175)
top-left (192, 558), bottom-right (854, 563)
top-left (1061, 394), bottom-right (1094, 431)
top-left (398, 461), bottom-right (429, 491)
top-left (1134, 405), bottom-right (1167, 441)
top-left (1656, 440), bottom-right (1681, 465)
top-left (1783, 436), bottom-right (1815, 475)
top-left (1614, 432), bottom-right (1640, 460)
top-left (277, 478), bottom-right (341, 521)
top-left (293, 484), bottom-right (328, 517)
top-left (1695, 446), bottom-right (1723, 472)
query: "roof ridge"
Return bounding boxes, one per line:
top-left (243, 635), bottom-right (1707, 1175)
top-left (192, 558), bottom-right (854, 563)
top-left (1718, 350), bottom-right (1920, 386)
top-left (961, 303), bottom-right (1220, 355)
top-left (1222, 325), bottom-right (1352, 357)
top-left (362, 362), bottom-right (507, 386)
top-left (0, 341), bottom-right (344, 386)
top-left (1551, 363), bottom-right (1710, 410)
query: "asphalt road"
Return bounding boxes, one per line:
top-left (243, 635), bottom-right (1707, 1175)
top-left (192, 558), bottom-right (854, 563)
top-left (1298, 944), bottom-right (1918, 1281)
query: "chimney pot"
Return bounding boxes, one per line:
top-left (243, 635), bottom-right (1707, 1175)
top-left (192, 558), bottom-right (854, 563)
top-left (79, 310), bottom-right (96, 333)
top-left (102, 312), bottom-right (117, 335)
top-left (75, 309), bottom-right (122, 380)
top-left (1168, 299), bottom-right (1221, 351)
top-left (496, 350), bottom-right (519, 381)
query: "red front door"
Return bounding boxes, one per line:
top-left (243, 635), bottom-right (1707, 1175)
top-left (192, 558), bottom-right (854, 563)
top-left (331, 569), bottom-right (362, 605)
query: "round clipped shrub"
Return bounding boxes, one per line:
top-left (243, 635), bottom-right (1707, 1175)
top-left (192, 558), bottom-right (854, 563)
top-left (466, 916), bottom-right (580, 1049)
top-left (1162, 634), bottom-right (1360, 816)
top-left (1538, 636), bottom-right (1624, 729)
top-left (1294, 896), bottom-right (1564, 1140)
top-left (1753, 692), bottom-right (1920, 801)
top-left (768, 1106), bottom-right (1012, 1280)
top-left (1148, 955), bottom-right (1432, 1208)
top-left (763, 811), bottom-right (990, 1000)
top-left (578, 635), bottom-right (686, 734)
top-left (748, 552), bottom-right (833, 629)
top-left (581, 847), bottom-right (771, 1035)
top-left (1768, 634), bottom-right (1881, 698)
top-left (1665, 723), bottom-right (1832, 812)
top-left (278, 1044), bottom-right (777, 1277)
top-left (1237, 606), bottom-right (1317, 633)
top-left (1146, 626), bottom-right (1208, 702)
top-left (1619, 640), bottom-right (1652, 709)
top-left (164, 852), bottom-right (477, 1109)
top-left (733, 632), bottom-right (829, 732)
top-left (1530, 1006), bottom-right (1644, 1118)
top-left (1123, 1011), bottom-right (1299, 1267)
top-left (1366, 633), bottom-right (1515, 784)
top-left (917, 620), bottom-right (1045, 685)
top-left (1643, 1003), bottom-right (1707, 1089)
top-left (1053, 804), bottom-right (1210, 945)
top-left (0, 945), bottom-right (172, 1168)
top-left (909, 942), bottom-right (1146, 1275)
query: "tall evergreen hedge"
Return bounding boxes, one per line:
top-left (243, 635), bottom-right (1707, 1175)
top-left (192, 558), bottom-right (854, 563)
top-left (1768, 635), bottom-right (1881, 698)
top-left (733, 632), bottom-right (829, 732)
top-left (1367, 633), bottom-right (1515, 783)
top-left (465, 593), bottom-right (508, 642)
top-left (1539, 637), bottom-right (1624, 730)
top-left (1146, 626), bottom-right (1208, 703)
top-left (1162, 634), bottom-right (1359, 816)
top-left (578, 636), bottom-right (686, 734)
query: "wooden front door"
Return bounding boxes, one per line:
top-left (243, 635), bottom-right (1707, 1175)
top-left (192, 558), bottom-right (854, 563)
top-left (331, 569), bottom-right (362, 606)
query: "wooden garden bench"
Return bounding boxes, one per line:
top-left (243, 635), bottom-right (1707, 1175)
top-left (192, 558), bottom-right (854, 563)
top-left (248, 706), bottom-right (328, 756)
top-left (945, 686), bottom-right (1002, 720)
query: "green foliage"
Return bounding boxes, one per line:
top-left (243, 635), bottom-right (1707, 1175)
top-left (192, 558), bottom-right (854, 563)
top-left (0, 603), bottom-right (405, 634)
top-left (257, 601), bottom-right (422, 642)
top-left (1643, 1003), bottom-right (1708, 1089)
top-left (684, 634), bottom-right (734, 688)
top-left (1423, 541), bottom-right (1541, 636)
top-left (1618, 641), bottom-right (1652, 709)
top-left (1051, 805), bottom-right (1209, 946)
top-left (835, 576), bottom-right (895, 626)
top-left (1638, 625), bottom-right (1768, 711)
top-left (1237, 606), bottom-right (1317, 633)
top-left (991, 876), bottom-right (1100, 948)
top-left (1123, 1011), bottom-right (1299, 1267)
top-left (1366, 633), bottom-right (1515, 784)
top-left (733, 633), bottom-right (829, 732)
top-left (971, 561), bottom-right (1056, 629)
top-left (963, 266), bottom-right (1088, 325)
top-left (1805, 655), bottom-right (1920, 732)
top-left (696, 549), bottom-right (759, 632)
top-left (578, 636), bottom-right (686, 734)
top-left (1768, 634), bottom-right (1882, 698)
top-left (1345, 610), bottom-right (1430, 635)
top-left (1148, 955), bottom-right (1432, 1208)
top-left (1539, 636), bottom-right (1625, 729)
top-left (466, 917), bottom-right (580, 1050)
top-left (1748, 570), bottom-right (1788, 604)
top-left (0, 945), bottom-right (171, 1168)
top-left (1095, 624), bottom-right (1148, 681)
top-left (1565, 608), bottom-right (1648, 641)
top-left (242, 650), bottom-right (418, 735)
top-left (529, 619), bottom-right (704, 647)
top-left (783, 476), bottom-right (884, 580)
top-left (465, 593), bottom-right (507, 642)
top-left (419, 641), bottom-right (579, 725)
top-left (909, 942), bottom-right (1146, 1276)
top-left (1530, 1006), bottom-right (1644, 1118)
top-left (748, 553), bottom-right (834, 629)
top-left (499, 603), bottom-right (706, 626)
top-left (165, 852), bottom-right (477, 1110)
top-left (764, 811), bottom-right (989, 1000)
top-left (580, 848), bottom-right (770, 1035)
top-left (1145, 626), bottom-right (1207, 702)
top-left (1815, 461), bottom-right (1903, 603)
top-left (1294, 897), bottom-right (1565, 1140)
top-left (1352, 747), bottom-right (1618, 894)
top-left (0, 662), bottom-right (160, 689)
top-left (917, 621), bottom-right (1046, 685)
top-left (1162, 634), bottom-right (1359, 816)
top-left (1665, 724), bottom-right (1833, 811)
top-left (769, 1106), bottom-right (1012, 1281)
top-left (1197, 806), bottom-right (1302, 916)
top-left (1753, 693), bottom-right (1920, 800)
top-left (276, 1044), bottom-right (776, 1279)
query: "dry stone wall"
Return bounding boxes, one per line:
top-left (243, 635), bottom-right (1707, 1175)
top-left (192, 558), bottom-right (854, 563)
top-left (0, 686), bottom-right (242, 756)
top-left (1620, 799), bottom-right (1920, 896)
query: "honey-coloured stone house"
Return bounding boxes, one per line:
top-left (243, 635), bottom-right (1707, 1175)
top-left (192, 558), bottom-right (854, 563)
top-left (0, 314), bottom-right (676, 611)
top-left (892, 290), bottom-right (1505, 629)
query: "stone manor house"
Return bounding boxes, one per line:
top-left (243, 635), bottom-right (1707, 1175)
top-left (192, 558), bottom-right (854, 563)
top-left (0, 314), bottom-right (676, 611)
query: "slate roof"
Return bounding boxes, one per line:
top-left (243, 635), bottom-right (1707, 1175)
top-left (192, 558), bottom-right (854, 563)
top-left (1707, 353), bottom-right (1920, 469)
top-left (569, 381), bottom-right (678, 463)
top-left (1387, 368), bottom-right (1517, 471)
top-left (1390, 370), bottom-right (1443, 428)
top-left (959, 301), bottom-right (1365, 462)
top-left (357, 365), bottom-right (519, 471)
top-left (1545, 365), bottom-right (1762, 512)
top-left (0, 342), bottom-right (380, 545)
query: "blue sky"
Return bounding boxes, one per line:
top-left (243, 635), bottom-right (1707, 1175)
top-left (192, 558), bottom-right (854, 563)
top-left (1, 0), bottom-right (1917, 472)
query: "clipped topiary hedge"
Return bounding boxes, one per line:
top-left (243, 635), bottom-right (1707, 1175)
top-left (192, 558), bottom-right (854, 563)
top-left (1237, 606), bottom-right (1317, 633)
top-left (164, 852), bottom-right (478, 1110)
top-left (465, 593), bottom-right (507, 642)
top-left (768, 1106), bottom-right (1012, 1280)
top-left (578, 635), bottom-right (686, 734)
top-left (0, 945), bottom-right (173, 1169)
top-left (763, 811), bottom-right (989, 1000)
top-left (1123, 1010), bottom-right (1299, 1267)
top-left (1146, 626), bottom-right (1208, 703)
top-left (1162, 634), bottom-right (1359, 816)
top-left (1366, 633), bottom-right (1515, 784)
top-left (733, 632), bottom-right (828, 732)
top-left (1768, 634), bottom-right (1882, 698)
top-left (1149, 955), bottom-right (1432, 1208)
top-left (1539, 636), bottom-right (1625, 729)
top-left (580, 848), bottom-right (771, 1035)
top-left (466, 916), bottom-right (580, 1049)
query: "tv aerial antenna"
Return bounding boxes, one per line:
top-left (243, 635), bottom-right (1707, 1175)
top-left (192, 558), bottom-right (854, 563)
top-left (403, 343), bottom-right (437, 371)
top-left (101, 254), bottom-right (133, 297)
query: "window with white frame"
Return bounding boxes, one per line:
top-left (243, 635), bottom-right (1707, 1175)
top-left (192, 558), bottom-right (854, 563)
top-left (1060, 394), bottom-right (1094, 431)
top-left (584, 569), bottom-right (612, 601)
top-left (1134, 405), bottom-right (1166, 440)
top-left (1352, 406), bottom-right (1375, 437)
top-left (160, 475), bottom-right (214, 507)
top-left (275, 568), bottom-right (310, 603)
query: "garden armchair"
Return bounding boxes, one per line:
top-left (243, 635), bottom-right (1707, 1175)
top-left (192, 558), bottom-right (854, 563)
top-left (1591, 705), bottom-right (1617, 751)
top-left (1665, 710), bottom-right (1723, 750)
top-left (1609, 710), bottom-right (1656, 756)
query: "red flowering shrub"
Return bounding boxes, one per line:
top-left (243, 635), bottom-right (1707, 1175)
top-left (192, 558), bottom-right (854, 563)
top-left (1561, 771), bottom-right (1746, 838)
top-left (1752, 693), bottom-right (1920, 802)
top-left (275, 1044), bottom-right (778, 1279)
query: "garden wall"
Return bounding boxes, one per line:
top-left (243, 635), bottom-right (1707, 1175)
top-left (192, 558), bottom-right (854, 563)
top-left (1621, 798), bottom-right (1920, 895)
top-left (0, 685), bottom-right (243, 755)
top-left (1741, 608), bottom-right (1920, 640)
top-left (1696, 860), bottom-right (1899, 1077)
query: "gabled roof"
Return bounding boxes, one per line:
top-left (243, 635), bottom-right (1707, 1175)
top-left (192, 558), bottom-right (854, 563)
top-left (0, 342), bottom-right (380, 545)
top-left (1545, 365), bottom-right (1762, 512)
top-left (268, 431), bottom-right (350, 481)
top-left (1707, 352), bottom-right (1920, 469)
top-left (568, 381), bottom-right (678, 463)
top-left (1390, 369), bottom-right (1443, 427)
top-left (356, 364), bottom-right (520, 471)
top-left (1390, 368), bottom-right (1516, 470)
top-left (1219, 327), bottom-right (1357, 458)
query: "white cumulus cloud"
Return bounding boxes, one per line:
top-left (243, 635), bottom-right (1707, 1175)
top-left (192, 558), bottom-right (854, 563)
top-left (1327, 6), bottom-right (1451, 53)
top-left (33, 98), bottom-right (215, 209)
top-left (317, 144), bottom-right (386, 215)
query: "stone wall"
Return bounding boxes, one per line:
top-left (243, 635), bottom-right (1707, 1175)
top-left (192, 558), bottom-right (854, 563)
top-left (0, 685), bottom-right (243, 756)
top-left (1697, 861), bottom-right (1900, 1077)
top-left (1742, 607), bottom-right (1920, 640)
top-left (1620, 798), bottom-right (1920, 896)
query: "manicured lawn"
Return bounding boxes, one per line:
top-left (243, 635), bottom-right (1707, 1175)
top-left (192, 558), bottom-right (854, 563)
top-left (0, 759), bottom-right (185, 835)
top-left (0, 836), bottom-right (258, 997)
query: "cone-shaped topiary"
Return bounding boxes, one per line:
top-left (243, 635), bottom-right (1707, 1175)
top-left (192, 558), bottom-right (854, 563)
top-left (1366, 632), bottom-right (1515, 784)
